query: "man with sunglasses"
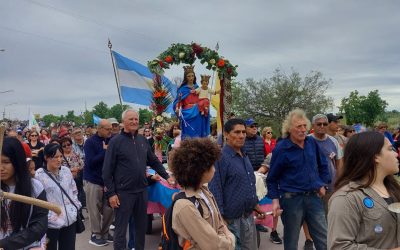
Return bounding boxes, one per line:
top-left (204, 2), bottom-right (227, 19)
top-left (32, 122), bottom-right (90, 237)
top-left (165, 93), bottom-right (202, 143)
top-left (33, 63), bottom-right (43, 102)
top-left (243, 118), bottom-right (272, 236)
top-left (243, 118), bottom-right (266, 171)
top-left (310, 114), bottom-right (343, 199)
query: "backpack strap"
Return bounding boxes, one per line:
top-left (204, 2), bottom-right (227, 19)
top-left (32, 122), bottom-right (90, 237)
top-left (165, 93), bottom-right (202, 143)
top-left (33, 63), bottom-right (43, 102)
top-left (173, 192), bottom-right (204, 217)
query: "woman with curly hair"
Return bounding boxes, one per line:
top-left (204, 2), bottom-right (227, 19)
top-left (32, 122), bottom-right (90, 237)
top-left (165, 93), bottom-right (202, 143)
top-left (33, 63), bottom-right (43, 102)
top-left (170, 138), bottom-right (235, 250)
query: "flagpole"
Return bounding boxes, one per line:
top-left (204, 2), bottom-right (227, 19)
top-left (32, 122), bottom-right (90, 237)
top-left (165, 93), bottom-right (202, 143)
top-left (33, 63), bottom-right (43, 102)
top-left (210, 41), bottom-right (219, 91)
top-left (108, 39), bottom-right (123, 108)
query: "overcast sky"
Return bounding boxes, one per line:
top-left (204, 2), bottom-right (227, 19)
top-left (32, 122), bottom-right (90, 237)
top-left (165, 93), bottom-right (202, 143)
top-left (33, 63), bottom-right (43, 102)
top-left (1, 0), bottom-right (399, 120)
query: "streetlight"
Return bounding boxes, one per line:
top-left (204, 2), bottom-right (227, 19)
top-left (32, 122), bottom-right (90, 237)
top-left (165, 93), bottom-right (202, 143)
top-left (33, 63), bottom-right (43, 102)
top-left (3, 102), bottom-right (17, 120)
top-left (0, 89), bottom-right (14, 94)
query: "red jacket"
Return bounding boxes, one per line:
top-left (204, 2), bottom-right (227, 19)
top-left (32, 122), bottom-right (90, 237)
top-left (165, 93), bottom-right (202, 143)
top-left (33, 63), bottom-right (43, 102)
top-left (264, 139), bottom-right (276, 155)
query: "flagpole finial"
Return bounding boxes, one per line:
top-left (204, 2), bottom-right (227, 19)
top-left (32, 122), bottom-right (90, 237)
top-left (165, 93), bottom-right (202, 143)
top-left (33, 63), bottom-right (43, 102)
top-left (108, 39), bottom-right (112, 49)
top-left (215, 41), bottom-right (220, 51)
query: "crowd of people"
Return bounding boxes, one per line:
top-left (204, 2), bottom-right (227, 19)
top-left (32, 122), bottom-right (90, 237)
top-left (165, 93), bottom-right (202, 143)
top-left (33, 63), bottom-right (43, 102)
top-left (1, 107), bottom-right (400, 250)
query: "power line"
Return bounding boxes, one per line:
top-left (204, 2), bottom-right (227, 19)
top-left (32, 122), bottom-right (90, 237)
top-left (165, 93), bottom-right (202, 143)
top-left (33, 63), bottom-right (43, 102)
top-left (0, 24), bottom-right (107, 54)
top-left (22, 0), bottom-right (170, 44)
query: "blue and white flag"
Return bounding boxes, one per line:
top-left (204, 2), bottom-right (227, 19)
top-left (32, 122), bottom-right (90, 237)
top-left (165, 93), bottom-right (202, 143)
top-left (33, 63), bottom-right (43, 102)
top-left (112, 51), bottom-right (176, 113)
top-left (93, 114), bottom-right (101, 125)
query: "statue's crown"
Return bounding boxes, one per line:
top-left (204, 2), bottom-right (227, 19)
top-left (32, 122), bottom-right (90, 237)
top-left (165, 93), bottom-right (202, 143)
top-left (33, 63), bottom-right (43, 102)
top-left (200, 75), bottom-right (211, 82)
top-left (183, 65), bottom-right (195, 74)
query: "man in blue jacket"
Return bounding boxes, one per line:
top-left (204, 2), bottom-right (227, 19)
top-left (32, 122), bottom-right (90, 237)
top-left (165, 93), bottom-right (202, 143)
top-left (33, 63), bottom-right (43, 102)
top-left (267, 109), bottom-right (331, 250)
top-left (83, 119), bottom-right (113, 247)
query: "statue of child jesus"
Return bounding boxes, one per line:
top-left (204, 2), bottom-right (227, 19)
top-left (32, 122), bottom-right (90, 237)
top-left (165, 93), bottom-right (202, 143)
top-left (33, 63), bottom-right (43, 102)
top-left (191, 75), bottom-right (220, 116)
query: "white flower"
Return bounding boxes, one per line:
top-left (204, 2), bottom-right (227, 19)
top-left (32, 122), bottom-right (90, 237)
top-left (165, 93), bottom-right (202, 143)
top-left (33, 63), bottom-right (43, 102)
top-left (179, 52), bottom-right (185, 59)
top-left (162, 112), bottom-right (168, 117)
top-left (156, 116), bottom-right (163, 122)
top-left (209, 59), bottom-right (216, 65)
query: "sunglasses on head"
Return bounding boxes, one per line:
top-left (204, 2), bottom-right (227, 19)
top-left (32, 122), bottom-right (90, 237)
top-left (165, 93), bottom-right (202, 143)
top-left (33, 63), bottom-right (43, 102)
top-left (316, 122), bottom-right (329, 127)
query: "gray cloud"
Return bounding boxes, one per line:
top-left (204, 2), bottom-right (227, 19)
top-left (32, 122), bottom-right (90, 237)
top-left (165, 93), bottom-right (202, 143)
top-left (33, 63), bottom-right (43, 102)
top-left (1, 0), bottom-right (399, 120)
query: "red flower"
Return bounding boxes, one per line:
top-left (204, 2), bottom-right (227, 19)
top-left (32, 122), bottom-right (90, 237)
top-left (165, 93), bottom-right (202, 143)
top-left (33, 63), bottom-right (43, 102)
top-left (217, 59), bottom-right (225, 67)
top-left (159, 61), bottom-right (164, 67)
top-left (165, 55), bottom-right (173, 63)
top-left (192, 43), bottom-right (203, 55)
top-left (156, 105), bottom-right (165, 114)
top-left (154, 90), bottom-right (167, 98)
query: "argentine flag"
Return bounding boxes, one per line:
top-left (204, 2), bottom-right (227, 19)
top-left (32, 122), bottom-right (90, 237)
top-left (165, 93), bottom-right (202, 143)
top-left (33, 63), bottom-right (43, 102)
top-left (93, 114), bottom-right (101, 125)
top-left (112, 51), bottom-right (176, 113)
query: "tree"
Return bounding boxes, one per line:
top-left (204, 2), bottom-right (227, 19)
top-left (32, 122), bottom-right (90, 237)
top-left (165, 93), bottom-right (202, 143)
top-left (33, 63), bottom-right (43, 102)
top-left (64, 110), bottom-right (84, 125)
top-left (109, 104), bottom-right (131, 122)
top-left (339, 90), bottom-right (388, 127)
top-left (82, 110), bottom-right (93, 126)
top-left (92, 101), bottom-right (110, 119)
top-left (139, 108), bottom-right (153, 126)
top-left (232, 68), bottom-right (333, 134)
top-left (42, 114), bottom-right (60, 127)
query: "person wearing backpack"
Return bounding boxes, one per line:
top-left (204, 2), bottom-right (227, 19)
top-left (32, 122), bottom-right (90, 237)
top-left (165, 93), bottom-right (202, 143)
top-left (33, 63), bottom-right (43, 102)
top-left (167, 137), bottom-right (235, 250)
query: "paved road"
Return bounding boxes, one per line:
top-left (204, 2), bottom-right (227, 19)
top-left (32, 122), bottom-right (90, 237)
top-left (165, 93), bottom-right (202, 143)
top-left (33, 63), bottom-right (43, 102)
top-left (76, 211), bottom-right (307, 250)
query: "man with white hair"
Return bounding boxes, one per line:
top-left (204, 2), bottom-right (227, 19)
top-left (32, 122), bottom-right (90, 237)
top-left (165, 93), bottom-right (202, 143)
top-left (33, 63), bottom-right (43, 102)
top-left (102, 109), bottom-right (175, 250)
top-left (267, 108), bottom-right (331, 250)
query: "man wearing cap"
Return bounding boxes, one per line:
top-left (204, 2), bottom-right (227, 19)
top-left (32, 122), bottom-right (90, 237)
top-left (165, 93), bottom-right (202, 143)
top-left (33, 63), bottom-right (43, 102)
top-left (310, 114), bottom-right (343, 202)
top-left (243, 118), bottom-right (266, 172)
top-left (326, 113), bottom-right (347, 150)
top-left (108, 118), bottom-right (120, 136)
top-left (267, 109), bottom-right (331, 250)
top-left (83, 119), bottom-right (114, 246)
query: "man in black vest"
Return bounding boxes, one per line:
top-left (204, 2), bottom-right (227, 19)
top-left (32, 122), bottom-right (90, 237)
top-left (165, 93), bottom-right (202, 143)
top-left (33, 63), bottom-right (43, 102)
top-left (243, 118), bottom-right (266, 171)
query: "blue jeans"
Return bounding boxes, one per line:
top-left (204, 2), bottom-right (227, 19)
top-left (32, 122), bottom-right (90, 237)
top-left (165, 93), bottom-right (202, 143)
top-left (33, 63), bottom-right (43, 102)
top-left (226, 214), bottom-right (256, 250)
top-left (280, 192), bottom-right (327, 250)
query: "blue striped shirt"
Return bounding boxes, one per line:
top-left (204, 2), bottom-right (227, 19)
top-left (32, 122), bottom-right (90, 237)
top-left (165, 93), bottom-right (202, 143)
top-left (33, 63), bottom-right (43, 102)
top-left (209, 145), bottom-right (258, 219)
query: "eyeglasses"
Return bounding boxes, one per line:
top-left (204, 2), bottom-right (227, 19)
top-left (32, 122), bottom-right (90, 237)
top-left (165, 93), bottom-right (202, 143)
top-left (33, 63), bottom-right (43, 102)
top-left (112, 124), bottom-right (119, 127)
top-left (266, 131), bottom-right (272, 134)
top-left (102, 127), bottom-right (112, 131)
top-left (316, 122), bottom-right (329, 127)
top-left (249, 125), bottom-right (257, 128)
top-left (62, 144), bottom-right (71, 148)
top-left (349, 130), bottom-right (355, 133)
top-left (30, 134), bottom-right (38, 137)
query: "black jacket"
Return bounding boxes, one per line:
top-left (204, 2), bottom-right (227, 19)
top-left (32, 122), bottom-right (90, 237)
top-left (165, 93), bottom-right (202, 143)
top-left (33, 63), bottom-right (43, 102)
top-left (102, 130), bottom-right (170, 198)
top-left (0, 180), bottom-right (48, 250)
top-left (243, 135), bottom-right (266, 171)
